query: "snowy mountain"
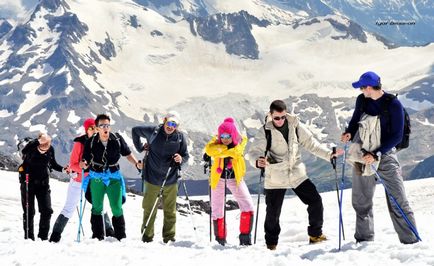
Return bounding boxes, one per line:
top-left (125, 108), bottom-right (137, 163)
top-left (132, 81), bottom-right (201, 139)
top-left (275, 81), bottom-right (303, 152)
top-left (1, 170), bottom-right (434, 265)
top-left (0, 0), bottom-right (433, 192)
top-left (322, 0), bottom-right (434, 46)
top-left (136, 0), bottom-right (434, 46)
top-left (0, 19), bottom-right (13, 39)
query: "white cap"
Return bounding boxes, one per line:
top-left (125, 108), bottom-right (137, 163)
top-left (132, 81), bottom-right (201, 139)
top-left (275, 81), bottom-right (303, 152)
top-left (165, 110), bottom-right (180, 124)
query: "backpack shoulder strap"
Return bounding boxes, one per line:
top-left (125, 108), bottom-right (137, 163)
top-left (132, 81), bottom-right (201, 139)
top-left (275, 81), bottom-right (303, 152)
top-left (382, 93), bottom-right (397, 110)
top-left (113, 132), bottom-right (122, 146)
top-left (89, 134), bottom-right (98, 150)
top-left (381, 93), bottom-right (398, 132)
top-left (263, 124), bottom-right (271, 156)
top-left (149, 125), bottom-right (160, 145)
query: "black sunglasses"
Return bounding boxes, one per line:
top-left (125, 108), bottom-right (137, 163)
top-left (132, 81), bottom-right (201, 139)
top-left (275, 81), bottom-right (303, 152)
top-left (272, 115), bottom-right (286, 121)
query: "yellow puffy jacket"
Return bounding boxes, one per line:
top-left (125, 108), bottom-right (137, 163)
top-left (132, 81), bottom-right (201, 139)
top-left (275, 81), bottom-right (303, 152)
top-left (204, 136), bottom-right (247, 189)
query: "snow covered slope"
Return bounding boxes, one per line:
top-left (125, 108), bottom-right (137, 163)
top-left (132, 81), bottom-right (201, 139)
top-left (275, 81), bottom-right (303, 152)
top-left (1, 170), bottom-right (434, 265)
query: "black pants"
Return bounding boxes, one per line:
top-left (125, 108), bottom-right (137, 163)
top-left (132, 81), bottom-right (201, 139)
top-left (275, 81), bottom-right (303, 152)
top-left (20, 181), bottom-right (53, 240)
top-left (264, 179), bottom-right (323, 245)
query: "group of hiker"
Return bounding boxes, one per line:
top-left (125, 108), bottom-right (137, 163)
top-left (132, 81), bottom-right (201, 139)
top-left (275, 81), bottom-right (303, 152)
top-left (17, 71), bottom-right (420, 249)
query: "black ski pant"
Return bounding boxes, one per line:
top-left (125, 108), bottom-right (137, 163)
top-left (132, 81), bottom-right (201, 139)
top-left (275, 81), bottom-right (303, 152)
top-left (20, 181), bottom-right (53, 240)
top-left (264, 179), bottom-right (324, 245)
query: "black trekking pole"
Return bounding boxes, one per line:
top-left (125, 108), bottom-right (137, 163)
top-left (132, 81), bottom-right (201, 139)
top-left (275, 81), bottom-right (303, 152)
top-left (25, 173), bottom-right (29, 240)
top-left (141, 165), bottom-right (173, 238)
top-left (203, 154), bottom-right (212, 242)
top-left (337, 143), bottom-right (348, 248)
top-left (254, 153), bottom-right (268, 245)
top-left (253, 167), bottom-right (264, 244)
top-left (178, 165), bottom-right (198, 240)
top-left (208, 184), bottom-right (212, 242)
top-left (331, 147), bottom-right (345, 251)
top-left (223, 167), bottom-right (228, 246)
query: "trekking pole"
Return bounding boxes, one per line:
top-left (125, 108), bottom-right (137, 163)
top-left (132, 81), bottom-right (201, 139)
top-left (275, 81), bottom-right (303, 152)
top-left (331, 147), bottom-right (345, 250)
top-left (338, 143), bottom-right (348, 246)
top-left (178, 166), bottom-right (199, 241)
top-left (77, 168), bottom-right (85, 242)
top-left (209, 183), bottom-right (212, 242)
top-left (141, 165), bottom-right (173, 238)
top-left (136, 159), bottom-right (143, 193)
top-left (253, 168), bottom-right (264, 244)
top-left (82, 200), bottom-right (86, 236)
top-left (25, 173), bottom-right (29, 239)
top-left (370, 165), bottom-right (422, 241)
top-left (254, 153), bottom-right (268, 244)
top-left (203, 154), bottom-right (212, 242)
top-left (223, 167), bottom-right (228, 245)
top-left (76, 206), bottom-right (85, 236)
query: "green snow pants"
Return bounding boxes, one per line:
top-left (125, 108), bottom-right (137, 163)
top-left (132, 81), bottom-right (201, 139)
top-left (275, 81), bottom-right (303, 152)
top-left (90, 178), bottom-right (123, 217)
top-left (141, 181), bottom-right (177, 242)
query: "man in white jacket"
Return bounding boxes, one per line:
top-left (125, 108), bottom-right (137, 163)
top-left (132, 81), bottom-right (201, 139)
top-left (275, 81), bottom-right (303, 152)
top-left (248, 100), bottom-right (339, 250)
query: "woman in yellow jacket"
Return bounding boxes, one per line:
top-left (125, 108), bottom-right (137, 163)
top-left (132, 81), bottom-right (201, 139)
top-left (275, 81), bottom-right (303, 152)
top-left (204, 117), bottom-right (254, 246)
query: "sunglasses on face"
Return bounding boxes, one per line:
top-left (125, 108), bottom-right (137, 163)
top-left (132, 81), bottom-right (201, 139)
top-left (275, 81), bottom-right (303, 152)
top-left (361, 86), bottom-right (367, 90)
top-left (272, 115), bottom-right (286, 121)
top-left (166, 121), bottom-right (178, 128)
top-left (87, 126), bottom-right (95, 131)
top-left (98, 124), bottom-right (110, 129)
top-left (220, 133), bottom-right (232, 140)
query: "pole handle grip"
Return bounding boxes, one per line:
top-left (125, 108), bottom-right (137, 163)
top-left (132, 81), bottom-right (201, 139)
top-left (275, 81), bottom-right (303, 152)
top-left (331, 147), bottom-right (337, 169)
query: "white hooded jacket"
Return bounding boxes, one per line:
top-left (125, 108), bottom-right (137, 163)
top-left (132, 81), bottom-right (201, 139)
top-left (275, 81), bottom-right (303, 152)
top-left (248, 113), bottom-right (332, 189)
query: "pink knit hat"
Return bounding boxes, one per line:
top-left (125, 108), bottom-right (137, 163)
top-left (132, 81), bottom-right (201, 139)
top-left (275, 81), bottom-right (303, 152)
top-left (217, 117), bottom-right (241, 145)
top-left (216, 117), bottom-right (241, 174)
top-left (83, 118), bottom-right (95, 132)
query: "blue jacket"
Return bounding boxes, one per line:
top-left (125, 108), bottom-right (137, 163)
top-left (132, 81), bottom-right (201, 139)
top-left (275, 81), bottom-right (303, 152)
top-left (346, 92), bottom-right (404, 154)
top-left (132, 124), bottom-right (189, 186)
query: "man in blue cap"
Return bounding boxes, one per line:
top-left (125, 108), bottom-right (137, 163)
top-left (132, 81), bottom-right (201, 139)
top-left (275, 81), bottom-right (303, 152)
top-left (340, 71), bottom-right (419, 244)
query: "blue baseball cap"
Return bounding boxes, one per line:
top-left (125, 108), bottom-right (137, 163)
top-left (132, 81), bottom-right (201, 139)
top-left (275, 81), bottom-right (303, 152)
top-left (352, 71), bottom-right (381, 88)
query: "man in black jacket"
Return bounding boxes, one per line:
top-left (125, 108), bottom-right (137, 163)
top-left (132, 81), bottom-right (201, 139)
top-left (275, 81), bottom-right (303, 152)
top-left (19, 133), bottom-right (67, 240)
top-left (132, 111), bottom-right (189, 243)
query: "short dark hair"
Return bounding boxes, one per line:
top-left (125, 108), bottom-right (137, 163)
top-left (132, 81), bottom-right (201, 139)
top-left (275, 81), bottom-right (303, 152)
top-left (269, 100), bottom-right (287, 113)
top-left (372, 84), bottom-right (382, 91)
top-left (95, 114), bottom-right (110, 126)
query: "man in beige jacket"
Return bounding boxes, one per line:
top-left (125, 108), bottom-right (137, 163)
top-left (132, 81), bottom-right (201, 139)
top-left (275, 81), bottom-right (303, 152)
top-left (249, 100), bottom-right (339, 250)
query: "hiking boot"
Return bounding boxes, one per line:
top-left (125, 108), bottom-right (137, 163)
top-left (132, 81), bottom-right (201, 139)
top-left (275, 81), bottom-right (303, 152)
top-left (216, 238), bottom-right (226, 246)
top-left (49, 232), bottom-right (61, 243)
top-left (267, 244), bottom-right (277, 250)
top-left (142, 235), bottom-right (153, 243)
top-left (112, 215), bottom-right (126, 241)
top-left (356, 238), bottom-right (373, 244)
top-left (309, 234), bottom-right (327, 244)
top-left (90, 214), bottom-right (104, 240)
top-left (163, 237), bottom-right (176, 244)
top-left (239, 234), bottom-right (252, 246)
top-left (213, 218), bottom-right (227, 246)
top-left (49, 214), bottom-right (69, 243)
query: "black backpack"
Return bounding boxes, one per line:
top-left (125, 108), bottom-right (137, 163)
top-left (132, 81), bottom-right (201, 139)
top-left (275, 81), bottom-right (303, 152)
top-left (360, 93), bottom-right (410, 151)
top-left (17, 137), bottom-right (33, 163)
